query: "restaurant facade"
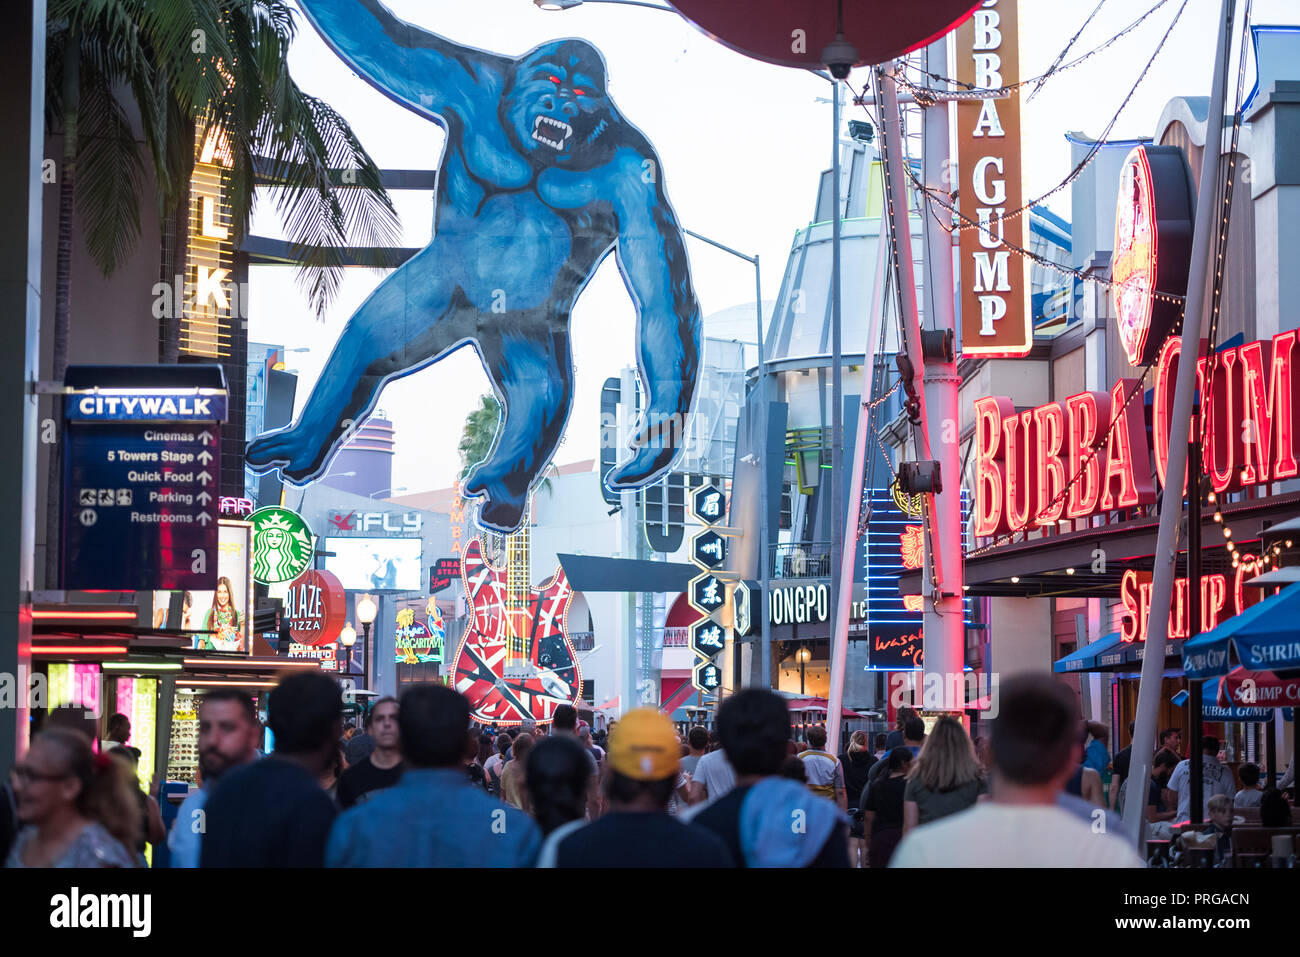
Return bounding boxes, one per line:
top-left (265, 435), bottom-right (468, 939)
top-left (901, 26), bottom-right (1300, 767)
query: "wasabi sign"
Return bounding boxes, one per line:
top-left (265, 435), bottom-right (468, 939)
top-left (249, 507), bottom-right (314, 584)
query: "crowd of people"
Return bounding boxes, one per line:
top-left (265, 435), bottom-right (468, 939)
top-left (1, 671), bottom-right (1231, 867)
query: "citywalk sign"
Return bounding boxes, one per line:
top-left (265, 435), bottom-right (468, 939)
top-left (974, 329), bottom-right (1300, 535)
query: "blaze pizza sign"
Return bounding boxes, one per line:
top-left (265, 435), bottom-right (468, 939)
top-left (283, 568), bottom-right (346, 647)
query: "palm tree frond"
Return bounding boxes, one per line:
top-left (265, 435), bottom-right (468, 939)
top-left (76, 55), bottom-right (146, 275)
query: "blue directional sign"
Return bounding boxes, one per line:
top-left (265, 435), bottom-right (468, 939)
top-left (62, 367), bottom-right (227, 590)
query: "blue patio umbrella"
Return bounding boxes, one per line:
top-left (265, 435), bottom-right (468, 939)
top-left (1182, 580), bottom-right (1300, 678)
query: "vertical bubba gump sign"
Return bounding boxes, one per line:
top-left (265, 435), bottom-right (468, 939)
top-left (956, 0), bottom-right (1030, 356)
top-left (284, 568), bottom-right (346, 646)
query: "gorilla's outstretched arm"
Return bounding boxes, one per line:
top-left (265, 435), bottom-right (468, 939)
top-left (297, 0), bottom-right (510, 124)
top-left (606, 150), bottom-right (703, 491)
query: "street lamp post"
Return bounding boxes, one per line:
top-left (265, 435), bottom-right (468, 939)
top-left (681, 228), bottom-right (771, 690)
top-left (797, 644), bottom-right (811, 695)
top-left (339, 621), bottom-right (358, 677)
top-left (296, 468), bottom-right (356, 511)
top-left (356, 593), bottom-right (378, 690)
top-left (534, 0), bottom-right (676, 11)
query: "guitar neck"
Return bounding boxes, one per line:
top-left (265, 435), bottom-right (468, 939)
top-left (504, 498), bottom-right (532, 665)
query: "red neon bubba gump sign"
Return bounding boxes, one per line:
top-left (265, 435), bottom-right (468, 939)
top-left (974, 330), bottom-right (1300, 536)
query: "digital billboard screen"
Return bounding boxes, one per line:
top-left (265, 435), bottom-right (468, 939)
top-left (324, 537), bottom-right (423, 591)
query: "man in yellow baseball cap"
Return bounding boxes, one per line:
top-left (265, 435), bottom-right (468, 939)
top-left (537, 709), bottom-right (735, 867)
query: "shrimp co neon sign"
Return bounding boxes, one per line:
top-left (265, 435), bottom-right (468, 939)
top-left (1118, 562), bottom-right (1266, 643)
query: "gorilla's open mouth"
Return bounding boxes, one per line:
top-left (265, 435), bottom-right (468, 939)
top-left (532, 115), bottom-right (573, 151)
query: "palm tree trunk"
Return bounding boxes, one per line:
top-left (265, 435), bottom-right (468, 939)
top-left (44, 26), bottom-right (78, 589)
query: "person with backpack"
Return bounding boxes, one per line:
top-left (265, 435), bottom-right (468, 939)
top-left (797, 725), bottom-right (847, 812)
top-left (484, 733), bottom-right (511, 797)
top-left (841, 730), bottom-right (876, 867)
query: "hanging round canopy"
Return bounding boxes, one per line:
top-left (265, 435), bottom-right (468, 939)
top-left (667, 0), bottom-right (982, 71)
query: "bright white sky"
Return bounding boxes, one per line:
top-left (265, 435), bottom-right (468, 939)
top-left (248, 0), bottom-right (1299, 498)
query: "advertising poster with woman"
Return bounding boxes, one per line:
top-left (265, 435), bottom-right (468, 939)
top-left (151, 522), bottom-right (253, 653)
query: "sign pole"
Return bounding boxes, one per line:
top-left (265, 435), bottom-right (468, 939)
top-left (826, 156), bottom-right (891, 756)
top-left (876, 63), bottom-right (945, 726)
top-left (1188, 430), bottom-right (1204, 823)
top-left (829, 78), bottom-right (846, 734)
top-left (755, 254), bottom-right (773, 689)
top-left (0, 0), bottom-right (43, 769)
top-left (919, 36), bottom-right (966, 696)
top-left (1122, 0), bottom-right (1235, 849)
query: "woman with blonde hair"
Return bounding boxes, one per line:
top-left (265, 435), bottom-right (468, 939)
top-left (841, 730), bottom-right (876, 867)
top-left (902, 716), bottom-right (986, 834)
top-left (6, 728), bottom-right (139, 867)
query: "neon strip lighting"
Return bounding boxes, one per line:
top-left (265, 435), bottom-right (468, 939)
top-left (102, 662), bottom-right (183, 672)
top-left (33, 645), bottom-right (128, 655)
top-left (32, 610), bottom-right (137, 620)
top-left (177, 680), bottom-right (277, 688)
top-left (181, 657), bottom-right (320, 670)
top-left (76, 388), bottom-right (227, 397)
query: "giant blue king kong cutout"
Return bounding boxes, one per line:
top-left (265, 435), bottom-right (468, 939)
top-left (247, 0), bottom-right (702, 532)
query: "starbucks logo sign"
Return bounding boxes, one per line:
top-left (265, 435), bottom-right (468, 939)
top-left (249, 507), bottom-right (314, 584)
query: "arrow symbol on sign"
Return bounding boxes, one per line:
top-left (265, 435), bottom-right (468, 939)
top-left (198, 471), bottom-right (213, 486)
top-left (199, 431), bottom-right (214, 446)
top-left (198, 450), bottom-right (213, 464)
top-left (197, 512), bottom-right (212, 526)
top-left (197, 491), bottom-right (212, 505)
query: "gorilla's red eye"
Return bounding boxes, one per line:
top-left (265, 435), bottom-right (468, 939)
top-left (547, 75), bottom-right (561, 84)
top-left (573, 88), bottom-right (586, 96)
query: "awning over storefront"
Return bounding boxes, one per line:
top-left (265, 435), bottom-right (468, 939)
top-left (1053, 631), bottom-right (1127, 673)
top-left (1201, 675), bottom-right (1294, 721)
top-left (784, 696), bottom-right (862, 718)
top-left (557, 554), bottom-right (696, 593)
top-left (660, 679), bottom-right (699, 716)
top-left (1216, 666), bottom-right (1300, 710)
top-left (1183, 581), bottom-right (1300, 678)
